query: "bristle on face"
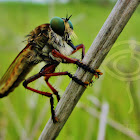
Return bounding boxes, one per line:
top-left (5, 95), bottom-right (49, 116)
top-left (71, 31), bottom-right (77, 40)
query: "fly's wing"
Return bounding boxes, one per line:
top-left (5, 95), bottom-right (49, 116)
top-left (0, 43), bottom-right (40, 97)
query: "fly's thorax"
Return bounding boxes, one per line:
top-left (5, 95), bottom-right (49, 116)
top-left (40, 44), bottom-right (53, 58)
top-left (27, 24), bottom-right (51, 49)
top-left (48, 30), bottom-right (74, 56)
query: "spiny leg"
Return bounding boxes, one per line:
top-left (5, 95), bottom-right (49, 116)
top-left (22, 63), bottom-right (88, 122)
top-left (41, 72), bottom-right (89, 88)
top-left (45, 76), bottom-right (60, 102)
top-left (50, 95), bottom-right (58, 123)
top-left (23, 75), bottom-right (58, 123)
top-left (22, 63), bottom-right (58, 97)
top-left (40, 63), bottom-right (87, 101)
top-left (40, 63), bottom-right (88, 87)
top-left (68, 42), bottom-right (85, 59)
top-left (38, 65), bottom-right (61, 102)
top-left (71, 44), bottom-right (85, 59)
top-left (23, 64), bottom-right (59, 123)
top-left (41, 64), bottom-right (60, 102)
top-left (51, 49), bottom-right (103, 78)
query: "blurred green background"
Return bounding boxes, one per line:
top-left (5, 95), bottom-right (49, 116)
top-left (0, 0), bottom-right (140, 140)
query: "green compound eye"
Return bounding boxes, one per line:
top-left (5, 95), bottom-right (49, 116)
top-left (50, 17), bottom-right (65, 36)
top-left (68, 20), bottom-right (73, 30)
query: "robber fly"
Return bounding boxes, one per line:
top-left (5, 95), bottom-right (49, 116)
top-left (0, 15), bottom-right (102, 122)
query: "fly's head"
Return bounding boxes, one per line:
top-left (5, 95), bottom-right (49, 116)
top-left (50, 15), bottom-right (75, 42)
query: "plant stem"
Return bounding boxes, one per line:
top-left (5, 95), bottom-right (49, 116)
top-left (39, 0), bottom-right (140, 139)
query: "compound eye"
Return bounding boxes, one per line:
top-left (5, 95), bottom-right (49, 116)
top-left (68, 20), bottom-right (73, 30)
top-left (50, 17), bottom-right (65, 36)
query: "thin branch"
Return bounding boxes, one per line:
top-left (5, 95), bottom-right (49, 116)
top-left (39, 0), bottom-right (140, 139)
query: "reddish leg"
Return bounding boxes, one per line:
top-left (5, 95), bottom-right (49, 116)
top-left (51, 49), bottom-right (103, 77)
top-left (47, 81), bottom-right (60, 101)
top-left (71, 44), bottom-right (85, 59)
top-left (23, 63), bottom-right (59, 123)
top-left (43, 72), bottom-right (88, 87)
top-left (23, 63), bottom-right (88, 123)
top-left (67, 41), bottom-right (85, 59)
top-left (45, 76), bottom-right (60, 102)
top-left (23, 73), bottom-right (58, 123)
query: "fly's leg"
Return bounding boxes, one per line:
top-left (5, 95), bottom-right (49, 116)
top-left (22, 73), bottom-right (58, 123)
top-left (40, 64), bottom-right (61, 102)
top-left (40, 63), bottom-right (88, 99)
top-left (44, 76), bottom-right (60, 102)
top-left (51, 49), bottom-right (103, 78)
top-left (72, 44), bottom-right (85, 59)
top-left (22, 63), bottom-right (88, 123)
top-left (42, 72), bottom-right (89, 88)
top-left (23, 63), bottom-right (59, 123)
top-left (63, 43), bottom-right (94, 81)
top-left (66, 43), bottom-right (102, 78)
top-left (68, 42), bottom-right (85, 59)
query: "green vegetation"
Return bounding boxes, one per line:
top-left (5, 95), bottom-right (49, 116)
top-left (0, 2), bottom-right (140, 140)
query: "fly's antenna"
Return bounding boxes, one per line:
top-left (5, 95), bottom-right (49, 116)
top-left (65, 15), bottom-right (72, 22)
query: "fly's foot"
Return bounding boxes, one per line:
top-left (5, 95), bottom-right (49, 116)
top-left (94, 69), bottom-right (103, 79)
top-left (84, 80), bottom-right (94, 87)
top-left (75, 61), bottom-right (103, 78)
top-left (83, 81), bottom-right (90, 88)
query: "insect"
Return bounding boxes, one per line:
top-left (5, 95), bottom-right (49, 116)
top-left (0, 15), bottom-right (102, 122)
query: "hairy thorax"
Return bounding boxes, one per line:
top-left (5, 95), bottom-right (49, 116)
top-left (48, 30), bottom-right (74, 56)
top-left (28, 24), bottom-right (74, 63)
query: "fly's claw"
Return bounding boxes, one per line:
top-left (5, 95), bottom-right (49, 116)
top-left (94, 69), bottom-right (103, 79)
top-left (83, 79), bottom-right (95, 88)
top-left (75, 61), bottom-right (103, 78)
top-left (83, 80), bottom-right (94, 87)
top-left (83, 81), bottom-right (89, 88)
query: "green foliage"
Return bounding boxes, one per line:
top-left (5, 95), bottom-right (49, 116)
top-left (0, 2), bottom-right (140, 140)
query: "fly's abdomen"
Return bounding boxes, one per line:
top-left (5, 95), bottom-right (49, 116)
top-left (0, 44), bottom-right (40, 98)
top-left (0, 62), bottom-right (33, 98)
